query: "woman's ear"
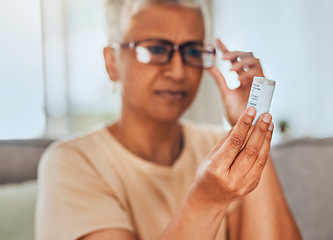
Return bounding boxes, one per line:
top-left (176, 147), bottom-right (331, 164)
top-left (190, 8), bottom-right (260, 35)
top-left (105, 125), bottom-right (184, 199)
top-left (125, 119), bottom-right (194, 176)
top-left (103, 47), bottom-right (119, 82)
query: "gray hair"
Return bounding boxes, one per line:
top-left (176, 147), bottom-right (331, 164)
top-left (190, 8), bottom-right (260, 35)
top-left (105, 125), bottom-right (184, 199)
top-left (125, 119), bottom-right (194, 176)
top-left (104, 0), bottom-right (212, 43)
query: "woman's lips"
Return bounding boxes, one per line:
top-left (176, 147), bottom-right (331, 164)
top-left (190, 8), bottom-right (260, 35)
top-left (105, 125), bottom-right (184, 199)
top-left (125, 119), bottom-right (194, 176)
top-left (155, 90), bottom-right (187, 100)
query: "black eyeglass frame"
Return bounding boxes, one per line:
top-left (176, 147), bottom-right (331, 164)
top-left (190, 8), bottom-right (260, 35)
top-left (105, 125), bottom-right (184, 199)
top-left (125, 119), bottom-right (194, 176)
top-left (109, 38), bottom-right (216, 69)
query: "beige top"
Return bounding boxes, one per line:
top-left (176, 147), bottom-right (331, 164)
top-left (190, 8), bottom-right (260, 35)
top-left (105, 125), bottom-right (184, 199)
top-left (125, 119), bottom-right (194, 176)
top-left (36, 122), bottom-right (230, 240)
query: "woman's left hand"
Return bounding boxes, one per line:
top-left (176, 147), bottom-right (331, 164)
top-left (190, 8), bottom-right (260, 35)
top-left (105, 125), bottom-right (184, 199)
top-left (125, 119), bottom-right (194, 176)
top-left (208, 38), bottom-right (265, 126)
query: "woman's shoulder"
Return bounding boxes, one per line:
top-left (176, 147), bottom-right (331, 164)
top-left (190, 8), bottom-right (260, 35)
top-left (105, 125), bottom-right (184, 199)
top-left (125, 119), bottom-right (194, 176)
top-left (39, 125), bottom-right (111, 171)
top-left (55, 124), bottom-right (108, 146)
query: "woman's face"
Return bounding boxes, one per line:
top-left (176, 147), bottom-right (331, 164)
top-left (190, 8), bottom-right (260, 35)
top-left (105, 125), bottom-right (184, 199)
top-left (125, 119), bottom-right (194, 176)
top-left (108, 3), bottom-right (205, 123)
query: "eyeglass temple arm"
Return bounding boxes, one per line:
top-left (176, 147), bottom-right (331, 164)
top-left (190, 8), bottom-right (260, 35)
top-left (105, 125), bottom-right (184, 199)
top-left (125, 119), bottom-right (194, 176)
top-left (108, 41), bottom-right (136, 49)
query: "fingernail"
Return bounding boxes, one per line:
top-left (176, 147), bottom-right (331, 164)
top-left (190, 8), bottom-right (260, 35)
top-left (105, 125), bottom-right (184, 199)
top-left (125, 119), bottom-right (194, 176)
top-left (262, 114), bottom-right (272, 123)
top-left (247, 107), bottom-right (256, 116)
top-left (268, 122), bottom-right (274, 131)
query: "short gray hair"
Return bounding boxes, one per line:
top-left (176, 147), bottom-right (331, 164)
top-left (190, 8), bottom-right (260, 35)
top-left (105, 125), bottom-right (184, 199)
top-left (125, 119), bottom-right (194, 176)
top-left (104, 0), bottom-right (212, 43)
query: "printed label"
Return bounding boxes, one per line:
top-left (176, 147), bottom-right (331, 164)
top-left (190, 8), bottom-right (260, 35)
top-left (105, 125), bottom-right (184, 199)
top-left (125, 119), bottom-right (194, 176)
top-left (247, 81), bottom-right (275, 123)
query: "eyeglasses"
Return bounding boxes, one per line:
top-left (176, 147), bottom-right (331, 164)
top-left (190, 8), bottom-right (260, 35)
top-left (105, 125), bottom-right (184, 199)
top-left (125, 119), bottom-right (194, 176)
top-left (109, 38), bottom-right (216, 69)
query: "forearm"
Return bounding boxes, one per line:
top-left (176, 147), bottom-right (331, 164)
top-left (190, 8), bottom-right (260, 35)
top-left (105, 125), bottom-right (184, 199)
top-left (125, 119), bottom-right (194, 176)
top-left (229, 156), bottom-right (302, 240)
top-left (161, 110), bottom-right (277, 240)
top-left (159, 184), bottom-right (228, 240)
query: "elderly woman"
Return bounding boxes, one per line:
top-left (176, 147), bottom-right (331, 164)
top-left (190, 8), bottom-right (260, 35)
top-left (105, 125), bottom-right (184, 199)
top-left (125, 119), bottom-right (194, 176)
top-left (36, 0), bottom-right (301, 239)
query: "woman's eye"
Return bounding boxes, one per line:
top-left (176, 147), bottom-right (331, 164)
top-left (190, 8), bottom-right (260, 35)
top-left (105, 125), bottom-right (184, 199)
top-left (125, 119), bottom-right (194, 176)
top-left (147, 46), bottom-right (166, 55)
top-left (187, 48), bottom-right (202, 58)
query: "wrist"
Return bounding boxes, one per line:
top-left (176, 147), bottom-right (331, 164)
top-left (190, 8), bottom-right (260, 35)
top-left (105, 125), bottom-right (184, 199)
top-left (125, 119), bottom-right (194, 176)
top-left (185, 182), bottom-right (230, 216)
top-left (159, 184), bottom-right (228, 240)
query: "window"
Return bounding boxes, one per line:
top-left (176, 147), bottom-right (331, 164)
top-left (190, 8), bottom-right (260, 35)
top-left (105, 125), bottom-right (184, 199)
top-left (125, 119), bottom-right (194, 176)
top-left (42, 0), bottom-right (121, 138)
top-left (1, 0), bottom-right (222, 140)
top-left (1, 0), bottom-right (121, 140)
top-left (0, 0), bottom-right (45, 139)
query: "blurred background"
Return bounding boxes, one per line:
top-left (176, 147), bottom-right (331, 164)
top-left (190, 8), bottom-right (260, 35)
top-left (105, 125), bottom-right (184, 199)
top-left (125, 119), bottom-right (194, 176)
top-left (1, 1), bottom-right (333, 240)
top-left (1, 0), bottom-right (333, 143)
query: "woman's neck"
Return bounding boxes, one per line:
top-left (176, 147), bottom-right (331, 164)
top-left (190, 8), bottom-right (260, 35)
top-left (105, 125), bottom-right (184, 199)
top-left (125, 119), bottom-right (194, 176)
top-left (108, 113), bottom-right (183, 166)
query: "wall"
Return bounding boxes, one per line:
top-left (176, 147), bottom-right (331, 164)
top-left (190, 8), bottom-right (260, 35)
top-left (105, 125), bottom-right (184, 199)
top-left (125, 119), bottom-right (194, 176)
top-left (212, 0), bottom-right (333, 142)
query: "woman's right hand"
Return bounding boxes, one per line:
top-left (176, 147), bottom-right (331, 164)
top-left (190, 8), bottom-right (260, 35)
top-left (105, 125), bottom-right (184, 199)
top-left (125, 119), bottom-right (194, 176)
top-left (192, 106), bottom-right (274, 208)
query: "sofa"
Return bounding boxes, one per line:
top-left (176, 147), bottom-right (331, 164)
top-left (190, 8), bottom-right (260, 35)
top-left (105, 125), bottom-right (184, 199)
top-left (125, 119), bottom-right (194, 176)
top-left (0, 139), bottom-right (53, 240)
top-left (0, 137), bottom-right (332, 240)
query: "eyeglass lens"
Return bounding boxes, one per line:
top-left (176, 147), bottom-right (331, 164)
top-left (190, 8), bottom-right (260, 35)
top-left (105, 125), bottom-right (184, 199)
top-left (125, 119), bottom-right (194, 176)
top-left (134, 40), bottom-right (215, 68)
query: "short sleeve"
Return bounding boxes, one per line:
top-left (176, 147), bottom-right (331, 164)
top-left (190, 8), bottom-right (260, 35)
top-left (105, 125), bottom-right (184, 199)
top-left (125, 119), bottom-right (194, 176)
top-left (35, 143), bottom-right (134, 240)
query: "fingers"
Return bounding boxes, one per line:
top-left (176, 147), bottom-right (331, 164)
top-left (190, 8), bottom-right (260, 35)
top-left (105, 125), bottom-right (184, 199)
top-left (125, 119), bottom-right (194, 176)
top-left (210, 107), bottom-right (256, 169)
top-left (216, 39), bottom-right (254, 69)
top-left (245, 122), bottom-right (274, 180)
top-left (237, 69), bottom-right (262, 86)
top-left (216, 38), bottom-right (230, 54)
top-left (229, 113), bottom-right (273, 176)
top-left (230, 57), bottom-right (264, 86)
top-left (230, 58), bottom-right (260, 73)
top-left (215, 39), bottom-right (264, 86)
top-left (223, 51), bottom-right (254, 62)
top-left (215, 38), bottom-right (256, 67)
top-left (229, 55), bottom-right (263, 78)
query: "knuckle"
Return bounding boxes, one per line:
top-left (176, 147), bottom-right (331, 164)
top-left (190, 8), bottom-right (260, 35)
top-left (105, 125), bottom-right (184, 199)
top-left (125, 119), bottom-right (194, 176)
top-left (227, 179), bottom-right (238, 193)
top-left (249, 180), bottom-right (260, 192)
top-left (232, 61), bottom-right (240, 67)
top-left (230, 134), bottom-right (244, 149)
top-left (245, 146), bottom-right (259, 159)
top-left (236, 64), bottom-right (244, 72)
top-left (237, 71), bottom-right (245, 77)
top-left (240, 117), bottom-right (252, 129)
top-left (266, 131), bottom-right (273, 141)
top-left (256, 157), bottom-right (267, 169)
top-left (239, 74), bottom-right (251, 82)
top-left (237, 187), bottom-right (248, 196)
top-left (242, 52), bottom-right (253, 58)
top-left (238, 70), bottom-right (246, 77)
top-left (259, 122), bottom-right (269, 132)
top-left (204, 161), bottom-right (221, 181)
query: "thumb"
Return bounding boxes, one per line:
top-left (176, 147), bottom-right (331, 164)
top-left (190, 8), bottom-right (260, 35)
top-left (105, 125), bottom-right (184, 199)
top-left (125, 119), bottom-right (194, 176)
top-left (208, 66), bottom-right (231, 96)
top-left (216, 38), bottom-right (230, 54)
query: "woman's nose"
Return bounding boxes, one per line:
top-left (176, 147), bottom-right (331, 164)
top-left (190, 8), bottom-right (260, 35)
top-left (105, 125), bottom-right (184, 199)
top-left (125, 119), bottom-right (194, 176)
top-left (164, 50), bottom-right (186, 82)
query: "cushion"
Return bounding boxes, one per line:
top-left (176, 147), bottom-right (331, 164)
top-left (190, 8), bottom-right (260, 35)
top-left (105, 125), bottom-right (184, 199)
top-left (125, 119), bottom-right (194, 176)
top-left (0, 180), bottom-right (37, 240)
top-left (271, 137), bottom-right (333, 240)
top-left (0, 139), bottom-right (53, 184)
